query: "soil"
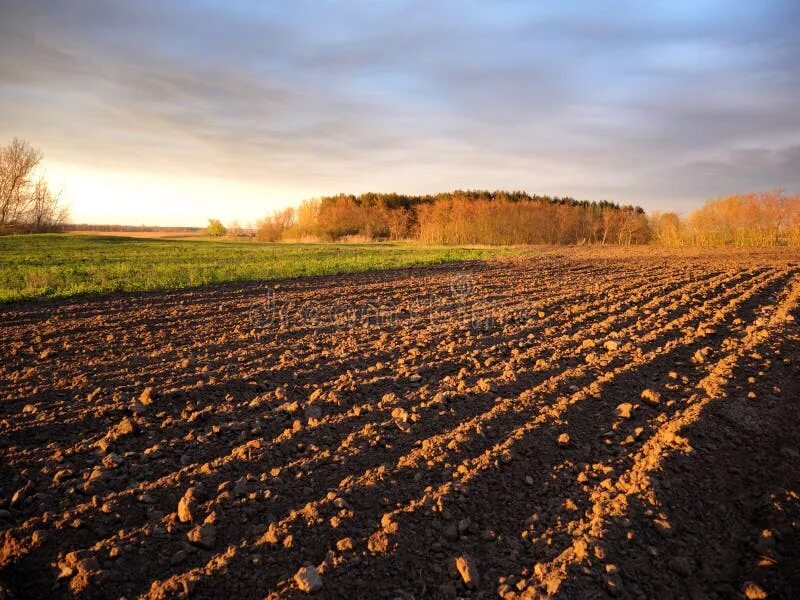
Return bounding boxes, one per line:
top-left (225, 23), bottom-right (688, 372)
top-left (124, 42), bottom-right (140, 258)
top-left (1, 249), bottom-right (799, 599)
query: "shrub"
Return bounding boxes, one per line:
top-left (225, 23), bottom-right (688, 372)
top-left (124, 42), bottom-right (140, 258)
top-left (206, 219), bottom-right (227, 237)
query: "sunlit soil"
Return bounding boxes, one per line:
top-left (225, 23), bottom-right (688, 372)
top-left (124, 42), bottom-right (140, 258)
top-left (1, 248), bottom-right (799, 599)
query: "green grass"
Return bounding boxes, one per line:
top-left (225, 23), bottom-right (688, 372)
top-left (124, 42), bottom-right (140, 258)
top-left (0, 234), bottom-right (509, 303)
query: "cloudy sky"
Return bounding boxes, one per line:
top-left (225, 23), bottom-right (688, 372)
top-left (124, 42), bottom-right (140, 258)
top-left (1, 1), bottom-right (799, 226)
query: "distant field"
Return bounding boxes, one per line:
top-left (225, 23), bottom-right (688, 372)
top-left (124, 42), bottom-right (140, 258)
top-left (0, 234), bottom-right (505, 302)
top-left (67, 230), bottom-right (206, 239)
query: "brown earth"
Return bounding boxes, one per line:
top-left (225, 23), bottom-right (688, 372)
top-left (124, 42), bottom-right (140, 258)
top-left (1, 249), bottom-right (800, 599)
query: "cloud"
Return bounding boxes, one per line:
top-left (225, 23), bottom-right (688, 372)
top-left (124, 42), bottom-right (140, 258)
top-left (649, 144), bottom-right (800, 208)
top-left (1, 0), bottom-right (799, 223)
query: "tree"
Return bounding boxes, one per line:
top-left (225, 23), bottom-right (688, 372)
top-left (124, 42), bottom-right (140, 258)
top-left (28, 176), bottom-right (69, 230)
top-left (686, 190), bottom-right (800, 246)
top-left (650, 211), bottom-right (682, 245)
top-left (0, 138), bottom-right (41, 227)
top-left (0, 138), bottom-right (70, 232)
top-left (206, 219), bottom-right (226, 237)
top-left (256, 207), bottom-right (295, 241)
top-left (227, 220), bottom-right (244, 238)
top-left (267, 190), bottom-right (651, 245)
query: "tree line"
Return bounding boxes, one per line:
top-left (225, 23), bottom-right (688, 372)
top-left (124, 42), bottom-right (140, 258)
top-left (255, 191), bottom-right (651, 245)
top-left (5, 138), bottom-right (799, 246)
top-left (650, 191), bottom-right (800, 247)
top-left (0, 139), bottom-right (68, 233)
top-left (62, 224), bottom-right (202, 233)
top-left (255, 190), bottom-right (800, 247)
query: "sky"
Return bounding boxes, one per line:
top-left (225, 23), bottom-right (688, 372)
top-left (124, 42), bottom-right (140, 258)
top-left (1, 1), bottom-right (799, 226)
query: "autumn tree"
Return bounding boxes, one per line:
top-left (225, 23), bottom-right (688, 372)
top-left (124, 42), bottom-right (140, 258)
top-left (650, 212), bottom-right (683, 245)
top-left (290, 199), bottom-right (322, 240)
top-left (270, 190), bottom-right (651, 246)
top-left (687, 191), bottom-right (799, 246)
top-left (256, 207), bottom-right (295, 241)
top-left (789, 196), bottom-right (800, 247)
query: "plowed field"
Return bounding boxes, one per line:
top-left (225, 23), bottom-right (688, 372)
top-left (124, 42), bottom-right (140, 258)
top-left (2, 250), bottom-right (799, 599)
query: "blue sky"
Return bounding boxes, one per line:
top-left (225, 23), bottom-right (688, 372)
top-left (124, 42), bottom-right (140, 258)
top-left (1, 1), bottom-right (799, 225)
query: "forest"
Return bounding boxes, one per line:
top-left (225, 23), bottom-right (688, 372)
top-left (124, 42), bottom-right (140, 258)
top-left (257, 191), bottom-right (651, 245)
top-left (651, 191), bottom-right (800, 247)
top-left (256, 189), bottom-right (800, 247)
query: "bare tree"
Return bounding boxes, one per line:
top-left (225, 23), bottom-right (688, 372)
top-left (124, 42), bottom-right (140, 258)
top-left (29, 176), bottom-right (69, 230)
top-left (0, 138), bottom-right (69, 232)
top-left (0, 138), bottom-right (42, 227)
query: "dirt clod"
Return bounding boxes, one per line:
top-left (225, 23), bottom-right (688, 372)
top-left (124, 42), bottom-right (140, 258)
top-left (139, 386), bottom-right (155, 405)
top-left (177, 487), bottom-right (198, 523)
top-left (455, 555), bottom-right (479, 588)
top-left (667, 556), bottom-right (693, 577)
top-left (294, 565), bottom-right (323, 593)
top-left (616, 403), bottom-right (634, 418)
top-left (186, 524), bottom-right (216, 549)
top-left (641, 389), bottom-right (661, 406)
top-left (742, 581), bottom-right (768, 599)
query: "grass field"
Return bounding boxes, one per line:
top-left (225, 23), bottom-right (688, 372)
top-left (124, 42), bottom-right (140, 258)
top-left (0, 234), bottom-right (506, 302)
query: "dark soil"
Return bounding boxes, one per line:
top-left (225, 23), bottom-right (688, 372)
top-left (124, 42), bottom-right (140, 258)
top-left (1, 250), bottom-right (799, 599)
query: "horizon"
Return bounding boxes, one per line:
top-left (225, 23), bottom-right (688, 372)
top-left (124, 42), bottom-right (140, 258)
top-left (2, 1), bottom-right (799, 227)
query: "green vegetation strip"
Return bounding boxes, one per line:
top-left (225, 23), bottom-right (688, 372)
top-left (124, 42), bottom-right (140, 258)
top-left (0, 234), bottom-right (509, 303)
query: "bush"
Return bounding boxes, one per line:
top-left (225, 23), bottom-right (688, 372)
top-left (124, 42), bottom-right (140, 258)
top-left (206, 219), bottom-right (226, 237)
